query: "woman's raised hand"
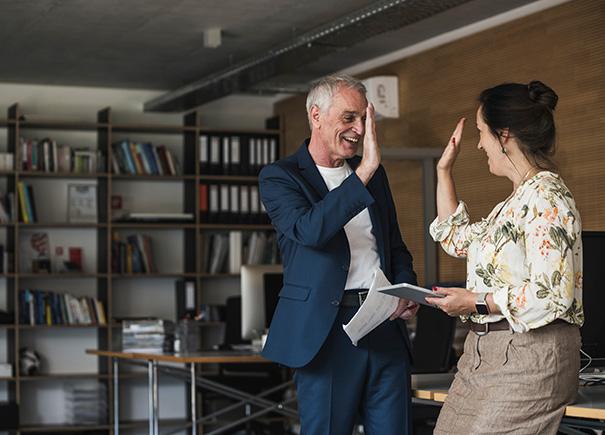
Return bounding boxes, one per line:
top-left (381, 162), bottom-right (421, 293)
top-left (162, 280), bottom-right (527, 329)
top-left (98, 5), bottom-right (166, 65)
top-left (436, 118), bottom-right (465, 173)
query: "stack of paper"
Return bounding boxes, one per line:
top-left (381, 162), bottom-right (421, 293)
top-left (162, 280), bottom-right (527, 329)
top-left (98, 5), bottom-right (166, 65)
top-left (342, 268), bottom-right (399, 346)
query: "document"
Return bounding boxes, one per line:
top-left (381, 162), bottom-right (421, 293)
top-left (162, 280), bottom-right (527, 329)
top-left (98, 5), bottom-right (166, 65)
top-left (342, 268), bottom-right (399, 346)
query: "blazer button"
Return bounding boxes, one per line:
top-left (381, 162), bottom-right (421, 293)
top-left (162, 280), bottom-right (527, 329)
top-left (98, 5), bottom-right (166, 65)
top-left (331, 300), bottom-right (340, 306)
top-left (342, 264), bottom-right (349, 271)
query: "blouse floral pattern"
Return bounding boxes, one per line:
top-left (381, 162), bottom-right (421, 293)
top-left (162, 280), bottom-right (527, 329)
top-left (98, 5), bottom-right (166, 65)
top-left (429, 171), bottom-right (583, 332)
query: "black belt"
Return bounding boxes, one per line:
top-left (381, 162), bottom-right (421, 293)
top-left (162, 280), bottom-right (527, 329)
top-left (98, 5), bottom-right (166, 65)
top-left (340, 289), bottom-right (369, 308)
top-left (470, 318), bottom-right (567, 335)
top-left (469, 319), bottom-right (510, 335)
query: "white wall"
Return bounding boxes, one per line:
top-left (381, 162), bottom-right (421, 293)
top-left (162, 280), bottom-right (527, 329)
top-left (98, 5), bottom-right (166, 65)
top-left (0, 82), bottom-right (283, 129)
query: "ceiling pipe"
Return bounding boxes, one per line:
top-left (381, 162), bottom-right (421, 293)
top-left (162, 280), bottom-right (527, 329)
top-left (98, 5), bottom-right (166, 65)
top-left (144, 0), bottom-right (472, 112)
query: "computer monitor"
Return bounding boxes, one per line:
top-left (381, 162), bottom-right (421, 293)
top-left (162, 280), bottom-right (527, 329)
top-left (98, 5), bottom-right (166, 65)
top-left (240, 264), bottom-right (283, 340)
top-left (580, 231), bottom-right (605, 365)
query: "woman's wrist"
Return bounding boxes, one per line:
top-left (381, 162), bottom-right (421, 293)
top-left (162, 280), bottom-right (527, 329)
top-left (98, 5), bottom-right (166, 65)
top-left (467, 291), bottom-right (478, 314)
top-left (437, 167), bottom-right (453, 177)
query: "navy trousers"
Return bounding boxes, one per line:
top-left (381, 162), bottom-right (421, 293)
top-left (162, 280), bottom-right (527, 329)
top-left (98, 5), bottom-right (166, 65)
top-left (294, 306), bottom-right (412, 435)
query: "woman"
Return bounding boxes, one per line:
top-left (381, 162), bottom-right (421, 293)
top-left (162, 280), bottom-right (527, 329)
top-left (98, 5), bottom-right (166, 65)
top-left (426, 81), bottom-right (583, 434)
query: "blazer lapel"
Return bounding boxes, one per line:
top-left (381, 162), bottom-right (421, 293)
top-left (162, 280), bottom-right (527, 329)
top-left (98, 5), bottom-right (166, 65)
top-left (296, 141), bottom-right (329, 198)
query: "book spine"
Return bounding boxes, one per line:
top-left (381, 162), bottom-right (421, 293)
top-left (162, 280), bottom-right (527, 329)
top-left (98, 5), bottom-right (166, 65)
top-left (17, 182), bottom-right (29, 223)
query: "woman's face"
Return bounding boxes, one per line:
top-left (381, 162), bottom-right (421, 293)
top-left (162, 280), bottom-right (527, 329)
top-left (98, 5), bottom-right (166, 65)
top-left (476, 106), bottom-right (508, 177)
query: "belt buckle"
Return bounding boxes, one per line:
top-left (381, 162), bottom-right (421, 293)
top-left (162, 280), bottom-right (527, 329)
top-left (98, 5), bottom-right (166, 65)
top-left (358, 291), bottom-right (369, 306)
top-left (475, 323), bottom-right (489, 336)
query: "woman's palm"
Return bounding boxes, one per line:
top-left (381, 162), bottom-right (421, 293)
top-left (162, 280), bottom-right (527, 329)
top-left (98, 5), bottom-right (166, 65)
top-left (437, 118), bottom-right (465, 172)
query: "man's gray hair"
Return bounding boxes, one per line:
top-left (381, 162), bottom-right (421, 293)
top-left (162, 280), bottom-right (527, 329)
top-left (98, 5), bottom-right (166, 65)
top-left (306, 75), bottom-right (366, 128)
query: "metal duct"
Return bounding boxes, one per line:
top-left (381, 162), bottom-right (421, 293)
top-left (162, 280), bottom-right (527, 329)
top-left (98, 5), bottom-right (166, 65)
top-left (145, 0), bottom-right (473, 112)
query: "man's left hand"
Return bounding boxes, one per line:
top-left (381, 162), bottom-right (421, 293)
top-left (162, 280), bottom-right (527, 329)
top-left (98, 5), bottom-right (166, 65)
top-left (389, 298), bottom-right (419, 320)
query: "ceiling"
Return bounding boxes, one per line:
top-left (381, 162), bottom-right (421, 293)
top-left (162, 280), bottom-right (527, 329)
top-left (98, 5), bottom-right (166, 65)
top-left (0, 0), bottom-right (541, 111)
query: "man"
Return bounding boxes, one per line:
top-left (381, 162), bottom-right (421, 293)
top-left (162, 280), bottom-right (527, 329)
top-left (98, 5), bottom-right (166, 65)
top-left (259, 75), bottom-right (419, 435)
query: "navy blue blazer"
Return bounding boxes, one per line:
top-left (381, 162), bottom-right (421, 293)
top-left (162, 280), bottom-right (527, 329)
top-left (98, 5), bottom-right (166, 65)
top-left (259, 141), bottom-right (417, 368)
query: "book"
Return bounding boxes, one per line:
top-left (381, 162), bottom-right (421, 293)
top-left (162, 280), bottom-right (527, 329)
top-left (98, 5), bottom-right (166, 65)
top-left (208, 233), bottom-right (228, 273)
top-left (228, 231), bottom-right (242, 274)
top-left (17, 182), bottom-right (29, 223)
top-left (18, 289), bottom-right (105, 326)
top-left (26, 184), bottom-right (37, 222)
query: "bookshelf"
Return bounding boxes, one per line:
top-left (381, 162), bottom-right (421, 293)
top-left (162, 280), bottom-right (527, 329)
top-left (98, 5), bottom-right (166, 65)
top-left (0, 103), bottom-right (280, 433)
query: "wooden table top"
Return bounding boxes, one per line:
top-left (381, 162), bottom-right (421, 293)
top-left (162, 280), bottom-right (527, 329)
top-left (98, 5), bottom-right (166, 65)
top-left (411, 373), bottom-right (605, 420)
top-left (87, 349), bottom-right (268, 364)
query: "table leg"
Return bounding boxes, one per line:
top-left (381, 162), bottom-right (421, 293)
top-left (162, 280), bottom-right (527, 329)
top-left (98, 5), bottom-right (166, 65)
top-left (113, 358), bottom-right (119, 435)
top-left (190, 363), bottom-right (197, 435)
top-left (153, 360), bottom-right (159, 435)
top-left (148, 360), bottom-right (154, 435)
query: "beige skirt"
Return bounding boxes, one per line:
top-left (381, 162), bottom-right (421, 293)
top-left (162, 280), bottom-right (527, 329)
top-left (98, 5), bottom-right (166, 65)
top-left (434, 321), bottom-right (580, 435)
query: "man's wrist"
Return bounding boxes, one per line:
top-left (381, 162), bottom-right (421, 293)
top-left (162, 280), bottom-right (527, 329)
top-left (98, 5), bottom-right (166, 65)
top-left (355, 165), bottom-right (376, 185)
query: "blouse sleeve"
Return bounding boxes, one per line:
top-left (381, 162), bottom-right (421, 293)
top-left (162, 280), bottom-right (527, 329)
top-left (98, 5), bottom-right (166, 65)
top-left (429, 201), bottom-right (480, 259)
top-left (491, 189), bottom-right (582, 332)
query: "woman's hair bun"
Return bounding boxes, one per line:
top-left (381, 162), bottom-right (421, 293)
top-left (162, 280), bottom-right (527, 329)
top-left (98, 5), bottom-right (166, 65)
top-left (528, 80), bottom-right (558, 110)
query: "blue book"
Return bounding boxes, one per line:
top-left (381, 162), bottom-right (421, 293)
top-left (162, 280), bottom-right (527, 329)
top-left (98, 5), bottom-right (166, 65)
top-left (119, 140), bottom-right (137, 174)
top-left (142, 143), bottom-right (160, 175)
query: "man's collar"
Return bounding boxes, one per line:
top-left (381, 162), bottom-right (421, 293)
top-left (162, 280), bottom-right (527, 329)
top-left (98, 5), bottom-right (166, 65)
top-left (295, 138), bottom-right (361, 170)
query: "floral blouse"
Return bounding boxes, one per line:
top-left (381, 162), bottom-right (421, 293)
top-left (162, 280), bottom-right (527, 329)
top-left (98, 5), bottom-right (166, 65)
top-left (429, 171), bottom-right (583, 332)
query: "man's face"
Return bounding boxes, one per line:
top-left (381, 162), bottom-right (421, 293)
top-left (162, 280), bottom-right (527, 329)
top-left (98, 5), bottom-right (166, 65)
top-left (315, 86), bottom-right (367, 162)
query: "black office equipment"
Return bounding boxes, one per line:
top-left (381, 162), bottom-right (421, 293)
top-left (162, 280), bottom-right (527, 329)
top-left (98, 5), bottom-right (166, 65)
top-left (580, 231), bottom-right (605, 365)
top-left (411, 282), bottom-right (460, 435)
top-left (0, 401), bottom-right (19, 429)
top-left (411, 304), bottom-right (457, 374)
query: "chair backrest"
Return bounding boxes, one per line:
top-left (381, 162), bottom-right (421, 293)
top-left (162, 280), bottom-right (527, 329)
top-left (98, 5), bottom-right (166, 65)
top-left (222, 296), bottom-right (281, 381)
top-left (411, 282), bottom-right (462, 373)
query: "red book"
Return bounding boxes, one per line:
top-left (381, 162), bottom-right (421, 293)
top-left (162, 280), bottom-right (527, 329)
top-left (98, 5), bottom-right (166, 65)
top-left (156, 146), bottom-right (171, 175)
top-left (69, 247), bottom-right (83, 272)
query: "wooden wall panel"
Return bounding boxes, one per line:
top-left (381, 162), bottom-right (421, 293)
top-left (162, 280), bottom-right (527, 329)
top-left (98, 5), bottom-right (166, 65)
top-left (274, 0), bottom-right (605, 283)
top-left (382, 160), bottom-right (426, 284)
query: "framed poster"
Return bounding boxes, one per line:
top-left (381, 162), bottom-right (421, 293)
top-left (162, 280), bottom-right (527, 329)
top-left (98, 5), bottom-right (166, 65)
top-left (67, 184), bottom-right (97, 223)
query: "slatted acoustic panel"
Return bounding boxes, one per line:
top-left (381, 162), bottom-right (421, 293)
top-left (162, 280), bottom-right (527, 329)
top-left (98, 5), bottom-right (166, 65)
top-left (381, 159), bottom-right (426, 285)
top-left (275, 0), bottom-right (605, 284)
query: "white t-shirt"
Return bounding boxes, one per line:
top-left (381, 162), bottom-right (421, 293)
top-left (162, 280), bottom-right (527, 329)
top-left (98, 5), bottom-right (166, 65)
top-left (316, 162), bottom-right (381, 290)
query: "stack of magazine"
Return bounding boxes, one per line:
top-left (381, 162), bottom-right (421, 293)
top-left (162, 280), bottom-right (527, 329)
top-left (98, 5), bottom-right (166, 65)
top-left (122, 318), bottom-right (174, 353)
top-left (65, 383), bottom-right (107, 424)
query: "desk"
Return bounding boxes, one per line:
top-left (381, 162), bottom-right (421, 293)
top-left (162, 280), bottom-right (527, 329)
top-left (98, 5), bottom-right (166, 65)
top-left (411, 373), bottom-right (605, 432)
top-left (87, 349), bottom-right (296, 435)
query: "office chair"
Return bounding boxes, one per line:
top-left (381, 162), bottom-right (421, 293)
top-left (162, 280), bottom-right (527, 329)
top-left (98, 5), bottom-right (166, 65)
top-left (411, 303), bottom-right (457, 374)
top-left (411, 282), bottom-right (460, 435)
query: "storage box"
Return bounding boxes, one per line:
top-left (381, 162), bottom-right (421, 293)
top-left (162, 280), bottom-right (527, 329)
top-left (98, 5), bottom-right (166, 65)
top-left (0, 402), bottom-right (19, 429)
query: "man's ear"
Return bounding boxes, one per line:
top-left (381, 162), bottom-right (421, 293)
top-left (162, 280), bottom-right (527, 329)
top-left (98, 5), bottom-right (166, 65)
top-left (310, 105), bottom-right (321, 129)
